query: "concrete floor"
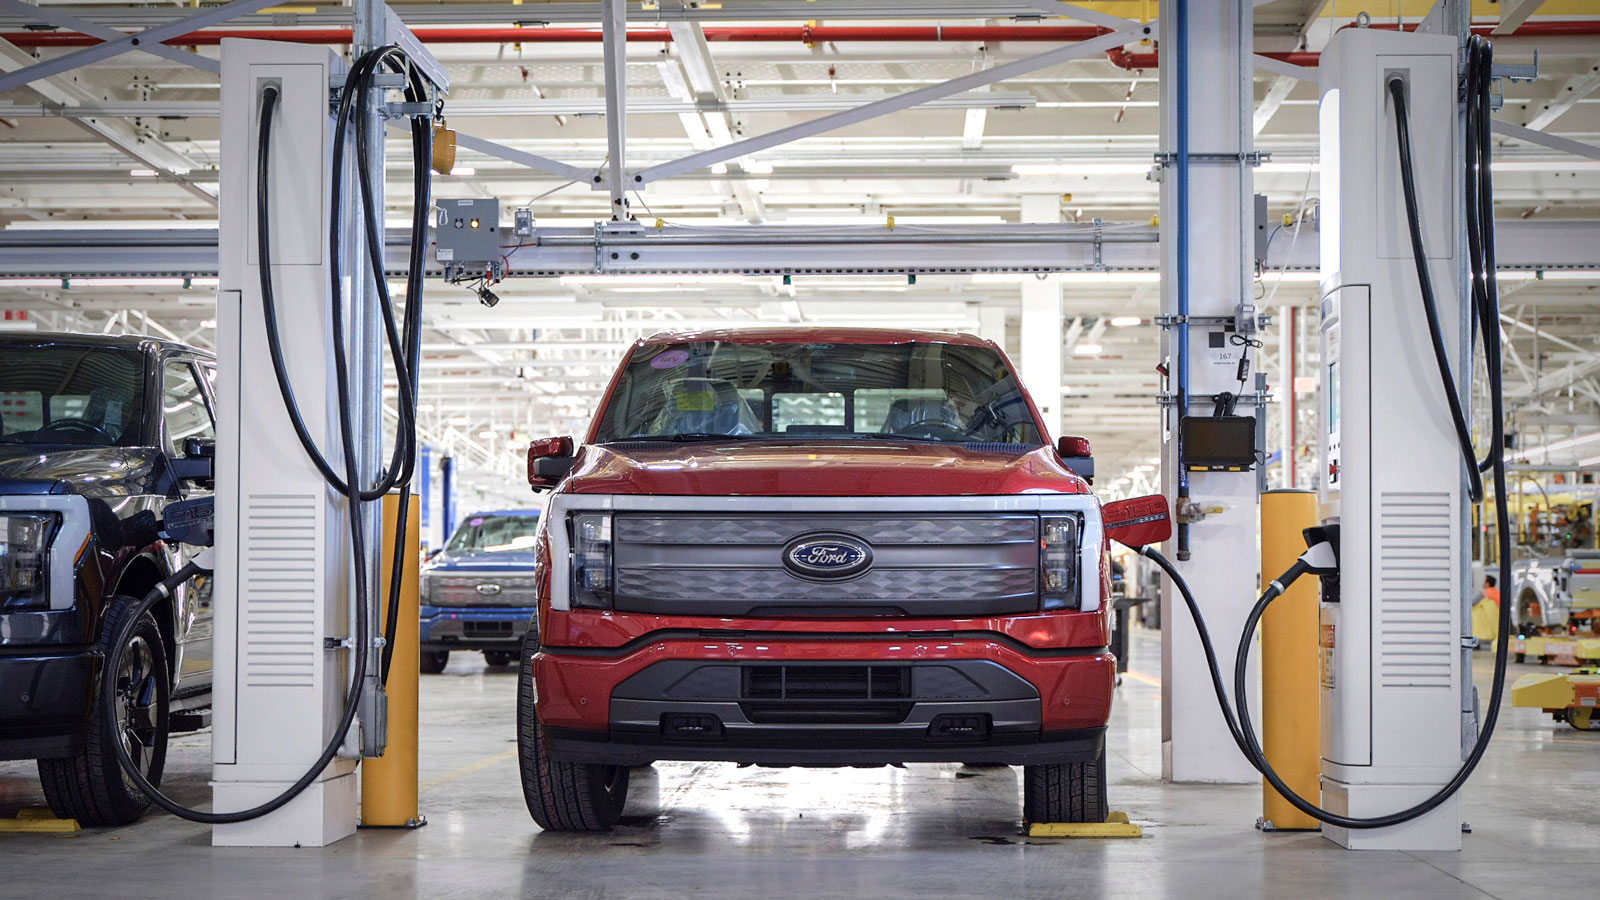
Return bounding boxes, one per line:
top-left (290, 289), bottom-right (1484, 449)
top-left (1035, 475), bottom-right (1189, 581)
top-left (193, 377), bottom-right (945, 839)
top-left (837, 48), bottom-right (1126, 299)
top-left (2, 625), bottom-right (1596, 899)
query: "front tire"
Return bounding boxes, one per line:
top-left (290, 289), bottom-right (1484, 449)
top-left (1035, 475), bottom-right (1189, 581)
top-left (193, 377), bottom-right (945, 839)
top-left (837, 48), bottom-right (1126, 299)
top-left (421, 649), bottom-right (450, 674)
top-left (1022, 744), bottom-right (1108, 825)
top-left (39, 597), bottom-right (170, 827)
top-left (516, 630), bottom-right (628, 831)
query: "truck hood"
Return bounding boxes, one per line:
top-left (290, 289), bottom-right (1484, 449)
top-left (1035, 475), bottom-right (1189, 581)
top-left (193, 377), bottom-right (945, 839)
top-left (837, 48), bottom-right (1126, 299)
top-left (423, 549), bottom-right (540, 573)
top-left (560, 440), bottom-right (1091, 497)
top-left (0, 445), bottom-right (163, 498)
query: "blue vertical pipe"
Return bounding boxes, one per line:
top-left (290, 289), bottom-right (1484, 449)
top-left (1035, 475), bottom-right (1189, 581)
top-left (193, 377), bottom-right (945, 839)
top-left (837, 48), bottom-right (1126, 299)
top-left (440, 454), bottom-right (456, 542)
top-left (1174, 0), bottom-right (1192, 559)
top-left (418, 445), bottom-right (433, 549)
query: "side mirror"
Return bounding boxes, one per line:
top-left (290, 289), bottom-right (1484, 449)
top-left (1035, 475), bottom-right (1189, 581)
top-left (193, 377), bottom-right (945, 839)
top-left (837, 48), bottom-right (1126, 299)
top-left (1057, 435), bottom-right (1094, 483)
top-left (1102, 494), bottom-right (1172, 548)
top-left (172, 438), bottom-right (215, 484)
top-left (527, 436), bottom-right (576, 490)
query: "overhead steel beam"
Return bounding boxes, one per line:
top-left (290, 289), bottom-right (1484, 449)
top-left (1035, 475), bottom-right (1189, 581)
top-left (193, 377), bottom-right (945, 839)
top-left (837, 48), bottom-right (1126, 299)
top-left (601, 0), bottom-right (630, 219)
top-left (662, 10), bottom-right (766, 221)
top-left (2, 219), bottom-right (1595, 278)
top-left (1251, 53), bottom-right (1316, 82)
top-left (0, 0), bottom-right (217, 74)
top-left (0, 38), bottom-right (215, 204)
top-left (1492, 120), bottom-right (1600, 163)
top-left (633, 22), bottom-right (1155, 185)
top-left (1523, 65), bottom-right (1600, 132)
top-left (0, 91), bottom-right (1038, 120)
top-left (450, 131), bottom-right (593, 182)
top-left (0, 0), bottom-right (277, 94)
top-left (1492, 0), bottom-right (1548, 35)
top-left (0, 2), bottom-right (1088, 30)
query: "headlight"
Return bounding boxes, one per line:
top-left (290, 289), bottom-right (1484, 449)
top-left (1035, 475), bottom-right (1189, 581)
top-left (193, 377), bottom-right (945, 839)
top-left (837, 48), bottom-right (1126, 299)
top-left (570, 512), bottom-right (613, 610)
top-left (2, 512), bottom-right (59, 611)
top-left (1039, 514), bottom-right (1082, 611)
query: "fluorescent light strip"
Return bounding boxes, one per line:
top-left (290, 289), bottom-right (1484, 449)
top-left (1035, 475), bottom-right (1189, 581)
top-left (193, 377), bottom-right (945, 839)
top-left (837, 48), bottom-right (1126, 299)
top-left (560, 274), bottom-right (747, 286)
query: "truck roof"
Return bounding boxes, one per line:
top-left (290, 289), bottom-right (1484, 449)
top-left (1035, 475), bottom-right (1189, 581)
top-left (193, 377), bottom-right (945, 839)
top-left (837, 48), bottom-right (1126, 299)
top-left (637, 327), bottom-right (993, 347)
top-left (0, 330), bottom-right (211, 357)
top-left (462, 509), bottom-right (541, 519)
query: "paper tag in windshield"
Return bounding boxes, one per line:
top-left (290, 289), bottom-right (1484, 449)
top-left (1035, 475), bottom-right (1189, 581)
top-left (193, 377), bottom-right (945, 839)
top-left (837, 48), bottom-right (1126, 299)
top-left (674, 390), bottom-right (715, 411)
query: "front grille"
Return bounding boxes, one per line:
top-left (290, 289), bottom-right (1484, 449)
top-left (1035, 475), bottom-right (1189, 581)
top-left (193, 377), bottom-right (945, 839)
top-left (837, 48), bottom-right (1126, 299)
top-left (428, 573), bottom-right (538, 607)
top-left (611, 514), bottom-right (1039, 618)
top-left (739, 664), bottom-right (914, 724)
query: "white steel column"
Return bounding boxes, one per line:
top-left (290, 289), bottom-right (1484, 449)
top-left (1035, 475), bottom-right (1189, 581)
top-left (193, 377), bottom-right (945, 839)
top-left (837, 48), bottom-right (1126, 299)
top-left (1157, 0), bottom-right (1260, 784)
top-left (1019, 193), bottom-right (1062, 439)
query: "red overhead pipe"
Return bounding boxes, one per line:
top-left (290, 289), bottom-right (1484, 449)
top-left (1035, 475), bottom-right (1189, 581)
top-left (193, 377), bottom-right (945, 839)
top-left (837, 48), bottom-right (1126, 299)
top-left (1104, 20), bottom-right (1600, 69)
top-left (0, 19), bottom-right (1591, 54)
top-left (0, 23), bottom-right (1111, 48)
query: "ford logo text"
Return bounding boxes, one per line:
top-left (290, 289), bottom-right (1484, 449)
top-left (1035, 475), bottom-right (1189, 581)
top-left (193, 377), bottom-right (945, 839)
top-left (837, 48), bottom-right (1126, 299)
top-left (782, 533), bottom-right (873, 581)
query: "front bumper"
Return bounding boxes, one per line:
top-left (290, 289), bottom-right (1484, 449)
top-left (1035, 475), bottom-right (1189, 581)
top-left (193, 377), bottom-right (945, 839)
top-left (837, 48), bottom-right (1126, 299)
top-left (420, 605), bottom-right (536, 651)
top-left (533, 635), bottom-right (1114, 767)
top-left (0, 649), bottom-right (95, 761)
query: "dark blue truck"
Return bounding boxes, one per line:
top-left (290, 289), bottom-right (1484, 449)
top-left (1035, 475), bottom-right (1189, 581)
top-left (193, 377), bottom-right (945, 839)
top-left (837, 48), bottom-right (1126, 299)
top-left (420, 509), bottom-right (541, 673)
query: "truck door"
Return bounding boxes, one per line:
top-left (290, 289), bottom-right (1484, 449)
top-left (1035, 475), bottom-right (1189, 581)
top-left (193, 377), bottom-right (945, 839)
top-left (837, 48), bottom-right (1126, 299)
top-left (160, 357), bottom-right (216, 688)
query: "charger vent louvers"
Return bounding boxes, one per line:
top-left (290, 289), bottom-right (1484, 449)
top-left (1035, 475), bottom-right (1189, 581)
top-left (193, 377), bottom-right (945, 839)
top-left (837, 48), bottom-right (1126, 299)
top-left (240, 493), bottom-right (319, 688)
top-left (1376, 491), bottom-right (1455, 689)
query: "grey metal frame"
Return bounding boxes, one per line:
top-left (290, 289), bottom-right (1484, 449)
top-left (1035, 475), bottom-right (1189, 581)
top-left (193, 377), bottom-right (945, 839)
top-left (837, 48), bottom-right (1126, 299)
top-left (0, 0), bottom-right (280, 95)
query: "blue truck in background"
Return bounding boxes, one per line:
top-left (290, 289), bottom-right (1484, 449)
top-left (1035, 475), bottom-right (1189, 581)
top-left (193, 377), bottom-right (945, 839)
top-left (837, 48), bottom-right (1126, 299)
top-left (420, 509), bottom-right (541, 673)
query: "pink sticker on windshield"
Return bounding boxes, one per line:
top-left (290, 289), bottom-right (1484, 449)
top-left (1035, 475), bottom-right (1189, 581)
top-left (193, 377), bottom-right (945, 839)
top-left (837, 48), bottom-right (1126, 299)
top-left (468, 517), bottom-right (484, 526)
top-left (650, 349), bottom-right (689, 369)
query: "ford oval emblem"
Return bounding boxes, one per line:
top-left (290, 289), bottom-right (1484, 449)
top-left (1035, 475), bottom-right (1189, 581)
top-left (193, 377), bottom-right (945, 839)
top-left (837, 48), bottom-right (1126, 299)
top-left (476, 583), bottom-right (502, 595)
top-left (782, 533), bottom-right (873, 581)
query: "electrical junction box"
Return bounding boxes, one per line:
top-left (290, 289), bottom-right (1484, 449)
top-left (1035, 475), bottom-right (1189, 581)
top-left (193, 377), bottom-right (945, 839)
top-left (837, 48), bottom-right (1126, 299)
top-left (434, 197), bottom-right (503, 280)
top-left (1317, 26), bottom-right (1467, 852)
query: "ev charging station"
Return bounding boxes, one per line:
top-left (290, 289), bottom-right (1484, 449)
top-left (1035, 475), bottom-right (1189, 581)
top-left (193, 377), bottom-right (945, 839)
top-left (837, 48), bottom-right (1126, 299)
top-left (1316, 27), bottom-right (1471, 851)
top-left (209, 15), bottom-right (446, 846)
top-left (214, 39), bottom-right (361, 847)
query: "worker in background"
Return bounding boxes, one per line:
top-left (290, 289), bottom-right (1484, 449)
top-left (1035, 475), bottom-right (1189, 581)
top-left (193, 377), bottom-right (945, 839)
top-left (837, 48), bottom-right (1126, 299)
top-left (1473, 574), bottom-right (1501, 646)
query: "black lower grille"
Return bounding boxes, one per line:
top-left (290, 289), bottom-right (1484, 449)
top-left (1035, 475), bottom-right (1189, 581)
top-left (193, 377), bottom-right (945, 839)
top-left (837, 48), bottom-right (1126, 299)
top-left (743, 665), bottom-right (911, 701)
top-left (463, 621), bottom-right (515, 638)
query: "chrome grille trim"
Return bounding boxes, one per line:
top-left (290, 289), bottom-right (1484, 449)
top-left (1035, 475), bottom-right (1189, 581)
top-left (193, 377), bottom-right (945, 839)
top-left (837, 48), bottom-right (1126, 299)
top-left (424, 571), bottom-right (539, 607)
top-left (548, 494), bottom-right (1105, 614)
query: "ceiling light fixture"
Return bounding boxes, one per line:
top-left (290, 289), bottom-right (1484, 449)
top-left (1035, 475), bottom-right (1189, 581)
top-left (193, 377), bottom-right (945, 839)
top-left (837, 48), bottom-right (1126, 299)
top-left (1109, 315), bottom-right (1143, 327)
top-left (1074, 343), bottom-right (1103, 356)
top-left (129, 167), bottom-right (159, 178)
top-left (449, 166), bottom-right (476, 176)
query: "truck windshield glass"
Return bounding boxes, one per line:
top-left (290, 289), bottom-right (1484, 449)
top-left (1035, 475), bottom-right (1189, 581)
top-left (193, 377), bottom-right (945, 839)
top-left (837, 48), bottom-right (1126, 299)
top-left (0, 344), bottom-right (146, 446)
top-left (593, 341), bottom-right (1043, 445)
top-left (446, 515), bottom-right (542, 554)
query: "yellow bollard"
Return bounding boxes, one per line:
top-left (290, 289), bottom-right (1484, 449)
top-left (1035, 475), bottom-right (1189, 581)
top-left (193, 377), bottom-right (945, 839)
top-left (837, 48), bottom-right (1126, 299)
top-left (1259, 489), bottom-right (1320, 831)
top-left (362, 493), bottom-right (422, 828)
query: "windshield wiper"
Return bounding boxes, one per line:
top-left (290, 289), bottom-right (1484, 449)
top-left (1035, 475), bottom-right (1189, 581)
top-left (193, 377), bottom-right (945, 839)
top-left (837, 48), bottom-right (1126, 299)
top-left (618, 432), bottom-right (761, 443)
top-left (850, 433), bottom-right (959, 444)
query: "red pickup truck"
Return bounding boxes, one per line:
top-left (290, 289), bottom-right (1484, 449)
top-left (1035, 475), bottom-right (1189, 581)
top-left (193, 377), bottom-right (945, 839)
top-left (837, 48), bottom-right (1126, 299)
top-left (515, 328), bottom-right (1115, 830)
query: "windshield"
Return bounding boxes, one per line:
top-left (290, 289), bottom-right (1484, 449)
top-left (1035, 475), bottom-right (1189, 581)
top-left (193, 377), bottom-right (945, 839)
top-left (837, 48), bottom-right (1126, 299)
top-left (592, 340), bottom-right (1043, 445)
top-left (446, 514), bottom-right (541, 554)
top-left (0, 344), bottom-right (146, 446)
